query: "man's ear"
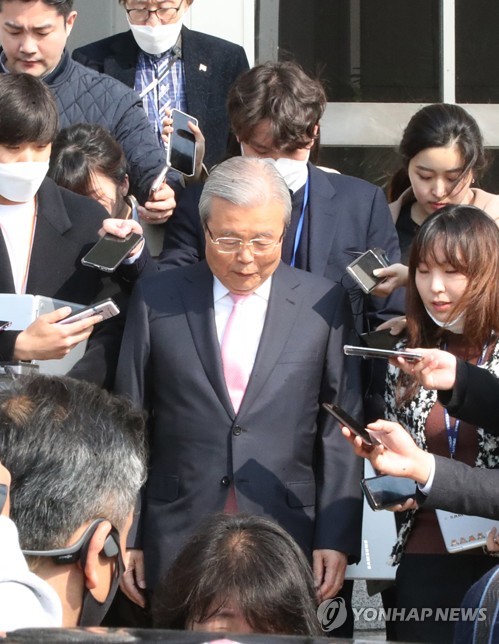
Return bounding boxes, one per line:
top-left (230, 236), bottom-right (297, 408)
top-left (81, 520), bottom-right (115, 601)
top-left (65, 11), bottom-right (78, 38)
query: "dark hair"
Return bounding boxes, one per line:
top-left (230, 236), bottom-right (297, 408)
top-left (152, 513), bottom-right (321, 636)
top-left (389, 104), bottom-right (488, 201)
top-left (0, 73), bottom-right (58, 145)
top-left (49, 123), bottom-right (127, 196)
top-left (405, 204), bottom-right (499, 351)
top-left (0, 0), bottom-right (74, 19)
top-left (0, 375), bottom-right (146, 551)
top-left (228, 61), bottom-right (326, 153)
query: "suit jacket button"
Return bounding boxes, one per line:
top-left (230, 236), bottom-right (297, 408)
top-left (233, 425), bottom-right (242, 436)
top-left (221, 476), bottom-right (230, 486)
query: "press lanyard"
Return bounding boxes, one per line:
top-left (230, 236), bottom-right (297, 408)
top-left (443, 340), bottom-right (489, 458)
top-left (290, 176), bottom-right (310, 268)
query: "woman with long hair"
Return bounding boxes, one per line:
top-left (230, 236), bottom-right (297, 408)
top-left (382, 204), bottom-right (499, 643)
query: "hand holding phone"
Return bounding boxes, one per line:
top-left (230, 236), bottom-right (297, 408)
top-left (322, 403), bottom-right (379, 446)
top-left (346, 248), bottom-right (389, 293)
top-left (58, 298), bottom-right (120, 325)
top-left (81, 232), bottom-right (143, 273)
top-left (361, 474), bottom-right (417, 511)
top-left (149, 165), bottom-right (169, 198)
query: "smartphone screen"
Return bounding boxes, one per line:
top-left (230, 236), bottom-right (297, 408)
top-left (81, 233), bottom-right (143, 273)
top-left (322, 403), bottom-right (378, 446)
top-left (361, 474), bottom-right (416, 511)
top-left (346, 249), bottom-right (388, 293)
top-left (343, 345), bottom-right (423, 362)
top-left (168, 108), bottom-right (197, 176)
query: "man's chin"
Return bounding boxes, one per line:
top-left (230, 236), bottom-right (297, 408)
top-left (14, 60), bottom-right (45, 76)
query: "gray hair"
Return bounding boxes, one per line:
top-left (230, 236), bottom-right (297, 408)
top-left (0, 375), bottom-right (147, 550)
top-left (198, 157), bottom-right (292, 227)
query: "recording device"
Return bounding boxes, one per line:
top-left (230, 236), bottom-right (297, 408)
top-left (360, 328), bottom-right (400, 350)
top-left (346, 248), bottom-right (390, 293)
top-left (149, 165), bottom-right (169, 197)
top-left (322, 403), bottom-right (379, 446)
top-left (0, 321), bottom-right (11, 331)
top-left (361, 474), bottom-right (417, 511)
top-left (58, 298), bottom-right (120, 325)
top-left (168, 108), bottom-right (198, 177)
top-left (344, 345), bottom-right (423, 362)
top-left (81, 232), bottom-right (143, 273)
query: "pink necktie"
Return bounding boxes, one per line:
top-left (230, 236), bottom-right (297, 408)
top-left (221, 293), bottom-right (251, 514)
top-left (221, 293), bottom-right (251, 413)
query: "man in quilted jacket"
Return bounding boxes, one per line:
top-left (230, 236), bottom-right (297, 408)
top-left (0, 0), bottom-right (176, 223)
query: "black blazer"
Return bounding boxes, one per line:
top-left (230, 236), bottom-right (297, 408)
top-left (115, 261), bottom-right (364, 588)
top-left (0, 178), bottom-right (149, 388)
top-left (159, 164), bottom-right (404, 329)
top-left (73, 27), bottom-right (249, 168)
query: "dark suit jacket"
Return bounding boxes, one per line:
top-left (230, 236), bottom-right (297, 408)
top-left (115, 261), bottom-right (364, 588)
top-left (0, 178), bottom-right (150, 388)
top-left (73, 27), bottom-right (249, 168)
top-left (159, 164), bottom-right (404, 330)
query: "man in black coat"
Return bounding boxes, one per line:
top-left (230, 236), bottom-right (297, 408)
top-left (73, 0), bottom-right (249, 169)
top-left (0, 0), bottom-right (175, 222)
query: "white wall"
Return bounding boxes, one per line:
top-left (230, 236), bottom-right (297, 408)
top-left (69, 0), bottom-right (254, 64)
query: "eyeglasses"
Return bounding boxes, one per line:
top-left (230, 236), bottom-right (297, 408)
top-left (206, 226), bottom-right (284, 255)
top-left (126, 0), bottom-right (184, 25)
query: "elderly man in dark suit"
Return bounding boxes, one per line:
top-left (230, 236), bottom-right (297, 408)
top-left (73, 0), bottom-right (249, 169)
top-left (115, 157), bottom-right (363, 618)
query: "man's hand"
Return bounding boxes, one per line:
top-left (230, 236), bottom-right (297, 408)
top-left (0, 462), bottom-right (11, 517)
top-left (313, 549), bottom-right (347, 601)
top-left (162, 111), bottom-right (206, 182)
top-left (13, 307), bottom-right (101, 361)
top-left (371, 263), bottom-right (409, 297)
top-left (138, 182), bottom-right (176, 225)
top-left (121, 549), bottom-right (146, 608)
top-left (341, 420), bottom-right (433, 485)
top-left (395, 348), bottom-right (457, 391)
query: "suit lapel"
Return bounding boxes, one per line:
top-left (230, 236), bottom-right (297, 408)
top-left (106, 32), bottom-right (139, 88)
top-left (182, 27), bottom-right (211, 122)
top-left (181, 262), bottom-right (234, 417)
top-left (307, 164), bottom-right (341, 276)
top-left (27, 181), bottom-right (73, 295)
top-left (238, 264), bottom-right (303, 415)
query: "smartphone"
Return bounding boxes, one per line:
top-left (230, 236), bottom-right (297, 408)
top-left (149, 165), bottom-right (169, 197)
top-left (58, 298), bottom-right (120, 325)
top-left (81, 232), bottom-right (143, 273)
top-left (168, 108), bottom-right (197, 177)
top-left (360, 328), bottom-right (399, 351)
top-left (322, 403), bottom-right (379, 446)
top-left (346, 248), bottom-right (389, 293)
top-left (343, 345), bottom-right (423, 362)
top-left (0, 320), bottom-right (11, 331)
top-left (361, 474), bottom-right (417, 511)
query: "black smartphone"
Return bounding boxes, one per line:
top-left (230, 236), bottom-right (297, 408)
top-left (81, 232), bottom-right (143, 273)
top-left (346, 248), bottom-right (389, 293)
top-left (168, 108), bottom-right (197, 177)
top-left (361, 474), bottom-right (417, 511)
top-left (360, 328), bottom-right (400, 350)
top-left (322, 403), bottom-right (379, 446)
top-left (58, 298), bottom-right (120, 325)
top-left (149, 165), bottom-right (169, 198)
top-left (343, 345), bottom-right (423, 362)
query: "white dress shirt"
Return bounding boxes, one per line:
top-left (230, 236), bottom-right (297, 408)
top-left (213, 276), bottom-right (272, 377)
top-left (0, 201), bottom-right (36, 294)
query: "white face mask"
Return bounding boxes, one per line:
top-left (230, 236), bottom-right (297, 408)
top-left (240, 144), bottom-right (310, 193)
top-left (0, 161), bottom-right (49, 203)
top-left (424, 306), bottom-right (465, 334)
top-left (127, 16), bottom-right (183, 56)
